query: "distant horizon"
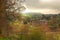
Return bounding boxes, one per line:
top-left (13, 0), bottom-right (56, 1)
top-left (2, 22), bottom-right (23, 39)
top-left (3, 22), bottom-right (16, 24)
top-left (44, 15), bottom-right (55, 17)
top-left (22, 8), bottom-right (60, 14)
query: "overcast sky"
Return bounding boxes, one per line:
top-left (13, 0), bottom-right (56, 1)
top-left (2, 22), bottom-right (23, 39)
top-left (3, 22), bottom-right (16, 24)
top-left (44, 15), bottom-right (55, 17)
top-left (23, 0), bottom-right (60, 14)
top-left (25, 0), bottom-right (60, 9)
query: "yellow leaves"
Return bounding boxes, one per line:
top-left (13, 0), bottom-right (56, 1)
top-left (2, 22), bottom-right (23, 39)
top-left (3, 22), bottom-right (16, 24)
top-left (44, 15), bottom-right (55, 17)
top-left (11, 34), bottom-right (19, 38)
top-left (53, 34), bottom-right (60, 40)
top-left (9, 20), bottom-right (23, 32)
top-left (9, 20), bottom-right (20, 26)
top-left (13, 20), bottom-right (20, 25)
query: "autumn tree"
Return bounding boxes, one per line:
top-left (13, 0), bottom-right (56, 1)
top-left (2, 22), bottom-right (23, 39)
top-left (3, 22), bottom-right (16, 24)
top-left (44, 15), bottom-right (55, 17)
top-left (0, 0), bottom-right (25, 37)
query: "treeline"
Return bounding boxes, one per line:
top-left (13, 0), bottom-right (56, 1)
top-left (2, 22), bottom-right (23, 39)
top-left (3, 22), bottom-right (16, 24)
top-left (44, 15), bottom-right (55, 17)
top-left (23, 13), bottom-right (60, 32)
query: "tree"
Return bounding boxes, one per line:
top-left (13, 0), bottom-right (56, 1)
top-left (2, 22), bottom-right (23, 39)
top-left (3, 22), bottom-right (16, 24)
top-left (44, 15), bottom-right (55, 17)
top-left (0, 0), bottom-right (25, 37)
top-left (0, 0), bottom-right (8, 36)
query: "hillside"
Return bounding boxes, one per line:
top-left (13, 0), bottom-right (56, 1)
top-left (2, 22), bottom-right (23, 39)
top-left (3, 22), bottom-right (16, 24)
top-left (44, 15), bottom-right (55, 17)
top-left (22, 13), bottom-right (60, 32)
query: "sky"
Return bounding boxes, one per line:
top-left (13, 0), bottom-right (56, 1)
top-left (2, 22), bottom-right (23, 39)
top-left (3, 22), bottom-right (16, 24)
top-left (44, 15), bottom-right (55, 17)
top-left (23, 0), bottom-right (60, 14)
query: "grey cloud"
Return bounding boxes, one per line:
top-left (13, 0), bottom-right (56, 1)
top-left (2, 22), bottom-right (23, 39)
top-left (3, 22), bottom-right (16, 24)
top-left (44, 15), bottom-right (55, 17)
top-left (25, 0), bottom-right (60, 10)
